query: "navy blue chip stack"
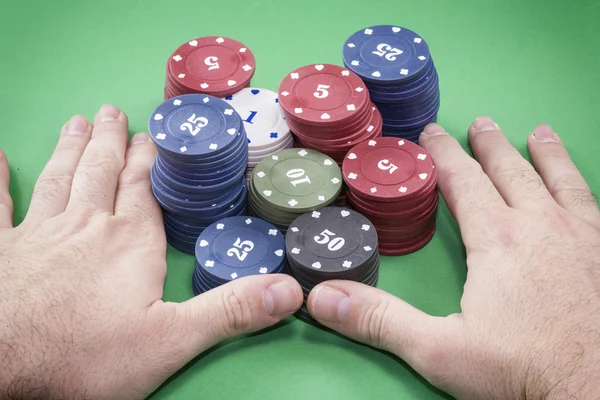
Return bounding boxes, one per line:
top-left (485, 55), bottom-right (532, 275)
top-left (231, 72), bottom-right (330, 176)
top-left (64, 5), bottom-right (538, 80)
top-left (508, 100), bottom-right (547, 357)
top-left (343, 25), bottom-right (440, 142)
top-left (149, 94), bottom-right (249, 254)
top-left (193, 216), bottom-right (287, 294)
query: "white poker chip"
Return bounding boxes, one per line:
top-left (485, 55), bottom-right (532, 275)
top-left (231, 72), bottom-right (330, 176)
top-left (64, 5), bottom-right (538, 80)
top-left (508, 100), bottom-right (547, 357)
top-left (224, 88), bottom-right (291, 150)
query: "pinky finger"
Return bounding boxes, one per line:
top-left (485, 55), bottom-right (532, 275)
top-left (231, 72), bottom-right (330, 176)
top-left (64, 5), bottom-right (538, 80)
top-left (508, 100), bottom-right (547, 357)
top-left (0, 149), bottom-right (14, 228)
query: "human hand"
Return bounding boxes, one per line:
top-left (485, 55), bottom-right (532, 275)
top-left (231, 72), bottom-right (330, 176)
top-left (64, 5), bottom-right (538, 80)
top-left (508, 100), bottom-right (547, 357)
top-left (0, 105), bottom-right (302, 400)
top-left (306, 117), bottom-right (600, 400)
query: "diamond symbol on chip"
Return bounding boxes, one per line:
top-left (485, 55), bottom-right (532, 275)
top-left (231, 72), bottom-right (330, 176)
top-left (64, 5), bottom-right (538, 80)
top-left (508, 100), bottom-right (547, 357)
top-left (156, 133), bottom-right (166, 140)
top-left (272, 155), bottom-right (279, 160)
top-left (341, 70), bottom-right (350, 77)
top-left (215, 37), bottom-right (224, 43)
top-left (355, 87), bottom-right (364, 92)
top-left (298, 149), bottom-right (307, 156)
top-left (274, 249), bottom-right (284, 257)
top-left (364, 28), bottom-right (373, 35)
top-left (269, 229), bottom-right (278, 236)
top-left (347, 43), bottom-right (356, 48)
top-left (414, 38), bottom-right (422, 43)
top-left (295, 108), bottom-right (303, 114)
top-left (154, 114), bottom-right (163, 121)
top-left (348, 173), bottom-right (358, 180)
top-left (419, 173), bottom-right (428, 180)
top-left (240, 47), bottom-right (247, 52)
top-left (351, 60), bottom-right (360, 66)
top-left (201, 83), bottom-right (209, 89)
top-left (400, 69), bottom-right (409, 76)
top-left (281, 91), bottom-right (289, 96)
top-left (212, 204), bottom-right (216, 207)
top-left (217, 223), bottom-right (225, 230)
top-left (331, 178), bottom-right (340, 184)
top-left (367, 125), bottom-right (374, 132)
top-left (362, 224), bottom-right (371, 231)
top-left (311, 211), bottom-right (321, 218)
top-left (324, 159), bottom-right (333, 166)
top-left (227, 80), bottom-right (236, 87)
top-left (418, 56), bottom-right (426, 61)
top-left (180, 146), bottom-right (188, 153)
top-left (242, 64), bottom-right (252, 71)
top-left (341, 210), bottom-right (350, 217)
top-left (226, 129), bottom-right (237, 136)
top-left (368, 140), bottom-right (377, 146)
top-left (392, 27), bottom-right (401, 33)
top-left (245, 218), bottom-right (252, 225)
top-left (291, 72), bottom-right (300, 79)
top-left (364, 246), bottom-right (372, 251)
top-left (257, 171), bottom-right (266, 178)
top-left (205, 260), bottom-right (215, 267)
top-left (348, 153), bottom-right (357, 160)
top-left (178, 73), bottom-right (185, 79)
top-left (290, 227), bottom-right (299, 233)
top-left (398, 140), bottom-right (405, 146)
top-left (318, 195), bottom-right (325, 201)
top-left (231, 272), bottom-right (238, 279)
top-left (417, 153), bottom-right (427, 160)
top-left (292, 247), bottom-right (300, 254)
top-left (343, 261), bottom-right (352, 269)
top-left (321, 113), bottom-right (331, 120)
top-left (372, 71), bottom-right (381, 78)
top-left (189, 40), bottom-right (198, 46)
top-left (173, 55), bottom-right (182, 62)
top-left (173, 100), bottom-right (182, 106)
top-left (399, 186), bottom-right (408, 193)
top-left (312, 262), bottom-right (322, 269)
top-left (199, 240), bottom-right (209, 247)
top-left (209, 143), bottom-right (218, 150)
top-left (259, 267), bottom-right (267, 274)
top-left (263, 190), bottom-right (272, 197)
top-left (370, 187), bottom-right (377, 193)
top-left (288, 199), bottom-right (298, 207)
top-left (347, 104), bottom-right (356, 111)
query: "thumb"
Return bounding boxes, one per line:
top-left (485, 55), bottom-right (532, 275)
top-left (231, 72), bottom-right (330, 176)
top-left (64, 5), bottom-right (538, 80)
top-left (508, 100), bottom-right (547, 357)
top-left (307, 280), bottom-right (458, 379)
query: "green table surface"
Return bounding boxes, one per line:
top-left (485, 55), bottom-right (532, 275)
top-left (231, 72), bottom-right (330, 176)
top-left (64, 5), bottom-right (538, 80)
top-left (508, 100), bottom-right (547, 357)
top-left (1, 0), bottom-right (599, 399)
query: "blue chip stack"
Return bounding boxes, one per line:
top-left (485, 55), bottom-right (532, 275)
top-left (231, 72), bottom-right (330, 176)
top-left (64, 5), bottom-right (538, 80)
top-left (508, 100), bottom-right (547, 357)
top-left (193, 216), bottom-right (287, 294)
top-left (342, 25), bottom-right (440, 142)
top-left (148, 94), bottom-right (249, 254)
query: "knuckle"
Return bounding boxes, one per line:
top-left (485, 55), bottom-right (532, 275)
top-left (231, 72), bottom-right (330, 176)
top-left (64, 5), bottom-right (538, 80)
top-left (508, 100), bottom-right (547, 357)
top-left (119, 165), bottom-right (151, 187)
top-left (357, 299), bottom-right (390, 348)
top-left (79, 145), bottom-right (124, 171)
top-left (442, 160), bottom-right (483, 187)
top-left (219, 288), bottom-right (254, 334)
top-left (549, 177), bottom-right (596, 207)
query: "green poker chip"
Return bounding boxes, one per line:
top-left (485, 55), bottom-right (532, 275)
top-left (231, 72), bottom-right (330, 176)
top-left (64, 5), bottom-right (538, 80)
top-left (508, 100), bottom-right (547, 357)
top-left (252, 148), bottom-right (342, 213)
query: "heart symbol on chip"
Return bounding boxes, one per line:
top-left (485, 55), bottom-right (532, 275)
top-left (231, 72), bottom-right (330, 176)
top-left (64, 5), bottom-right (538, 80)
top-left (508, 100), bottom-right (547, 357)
top-left (263, 190), bottom-right (272, 196)
top-left (209, 143), bottom-right (217, 150)
top-left (419, 173), bottom-right (428, 180)
top-left (372, 71), bottom-right (381, 78)
top-left (189, 40), bottom-right (198, 46)
top-left (251, 89), bottom-right (260, 95)
top-left (312, 262), bottom-right (322, 269)
top-left (227, 80), bottom-right (236, 86)
top-left (362, 224), bottom-right (370, 231)
top-left (275, 250), bottom-right (284, 257)
top-left (154, 114), bottom-right (163, 121)
top-left (341, 210), bottom-right (350, 217)
top-left (399, 186), bottom-right (408, 193)
top-left (216, 37), bottom-right (224, 43)
top-left (315, 64), bottom-right (324, 71)
top-left (200, 83), bottom-right (209, 89)
top-left (227, 129), bottom-right (236, 135)
top-left (348, 153), bottom-right (357, 160)
top-left (199, 240), bottom-right (209, 247)
top-left (324, 159), bottom-right (333, 166)
top-left (392, 27), bottom-right (401, 33)
top-left (259, 267), bottom-right (267, 274)
top-left (321, 113), bottom-right (331, 120)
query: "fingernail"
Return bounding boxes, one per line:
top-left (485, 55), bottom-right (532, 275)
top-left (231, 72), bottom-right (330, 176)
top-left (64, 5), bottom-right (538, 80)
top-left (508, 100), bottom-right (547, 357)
top-left (67, 115), bottom-right (89, 135)
top-left (263, 281), bottom-right (300, 316)
top-left (421, 123), bottom-right (448, 137)
top-left (130, 133), bottom-right (148, 145)
top-left (310, 285), bottom-right (351, 323)
top-left (532, 125), bottom-right (560, 143)
top-left (472, 116), bottom-right (500, 132)
top-left (97, 104), bottom-right (120, 122)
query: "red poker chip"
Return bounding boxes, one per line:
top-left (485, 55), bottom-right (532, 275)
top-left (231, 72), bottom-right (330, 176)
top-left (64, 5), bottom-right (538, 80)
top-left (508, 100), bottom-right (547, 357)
top-left (167, 36), bottom-right (255, 97)
top-left (378, 225), bottom-right (437, 256)
top-left (343, 137), bottom-right (436, 202)
top-left (278, 64), bottom-right (369, 127)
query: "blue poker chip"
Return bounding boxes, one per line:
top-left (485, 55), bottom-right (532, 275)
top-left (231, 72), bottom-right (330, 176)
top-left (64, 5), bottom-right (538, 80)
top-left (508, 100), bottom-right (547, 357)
top-left (343, 25), bottom-right (431, 84)
top-left (195, 216), bottom-right (286, 283)
top-left (149, 94), bottom-right (244, 158)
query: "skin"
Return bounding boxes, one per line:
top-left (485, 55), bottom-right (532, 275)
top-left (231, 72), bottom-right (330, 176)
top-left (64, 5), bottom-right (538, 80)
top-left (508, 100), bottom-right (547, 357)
top-left (0, 106), bottom-right (598, 399)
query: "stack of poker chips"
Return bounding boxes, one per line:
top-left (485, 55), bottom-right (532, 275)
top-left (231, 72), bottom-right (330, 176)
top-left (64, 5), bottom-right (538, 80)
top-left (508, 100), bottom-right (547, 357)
top-left (343, 25), bottom-right (440, 142)
top-left (277, 64), bottom-right (383, 166)
top-left (248, 148), bottom-right (342, 231)
top-left (223, 88), bottom-right (294, 182)
top-left (192, 216), bottom-right (287, 294)
top-left (149, 94), bottom-right (248, 254)
top-left (342, 137), bottom-right (438, 256)
top-left (164, 36), bottom-right (256, 100)
top-left (286, 207), bottom-right (380, 324)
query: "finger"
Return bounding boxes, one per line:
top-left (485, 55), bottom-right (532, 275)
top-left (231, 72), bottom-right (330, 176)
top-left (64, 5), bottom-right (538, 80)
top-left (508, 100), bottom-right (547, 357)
top-left (114, 133), bottom-right (161, 230)
top-left (0, 149), bottom-right (14, 228)
top-left (25, 115), bottom-right (92, 223)
top-left (418, 124), bottom-right (506, 233)
top-left (467, 116), bottom-right (555, 209)
top-left (307, 281), bottom-right (458, 384)
top-left (528, 124), bottom-right (600, 224)
top-left (66, 104), bottom-right (128, 215)
top-left (148, 275), bottom-right (302, 373)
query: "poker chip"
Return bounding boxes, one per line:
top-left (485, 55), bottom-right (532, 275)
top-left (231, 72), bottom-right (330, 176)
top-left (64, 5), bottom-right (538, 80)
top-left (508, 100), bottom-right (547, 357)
top-left (278, 64), bottom-right (382, 165)
top-left (248, 148), bottom-right (343, 231)
top-left (342, 137), bottom-right (438, 255)
top-left (149, 94), bottom-right (249, 254)
top-left (223, 88), bottom-right (294, 181)
top-left (192, 216), bottom-right (287, 294)
top-left (164, 36), bottom-right (256, 99)
top-left (342, 25), bottom-right (440, 141)
top-left (285, 207), bottom-right (379, 323)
